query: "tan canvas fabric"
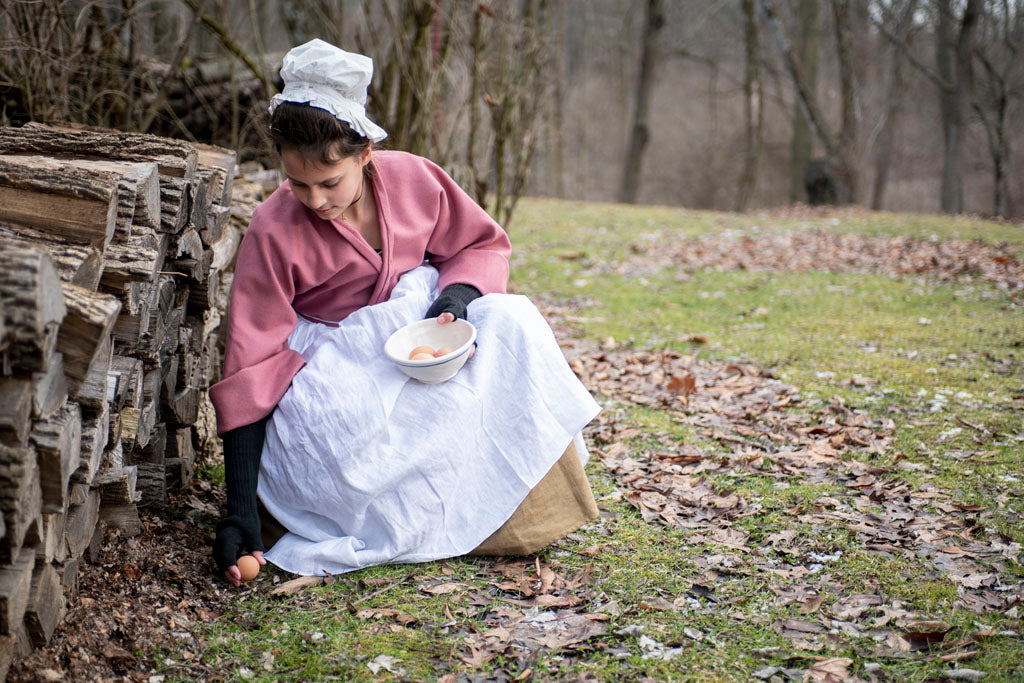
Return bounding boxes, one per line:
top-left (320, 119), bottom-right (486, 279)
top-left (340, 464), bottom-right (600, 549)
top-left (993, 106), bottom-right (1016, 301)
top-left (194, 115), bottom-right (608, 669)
top-left (258, 440), bottom-right (598, 557)
top-left (470, 441), bottom-right (598, 556)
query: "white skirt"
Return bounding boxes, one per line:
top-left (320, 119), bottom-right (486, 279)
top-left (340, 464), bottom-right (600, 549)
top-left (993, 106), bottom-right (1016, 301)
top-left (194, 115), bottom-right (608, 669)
top-left (259, 266), bottom-right (601, 575)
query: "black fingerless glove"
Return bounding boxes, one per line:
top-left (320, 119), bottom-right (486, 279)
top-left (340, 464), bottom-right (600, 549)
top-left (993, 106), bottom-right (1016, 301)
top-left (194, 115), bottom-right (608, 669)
top-left (424, 283), bottom-right (482, 321)
top-left (213, 415), bottom-right (269, 572)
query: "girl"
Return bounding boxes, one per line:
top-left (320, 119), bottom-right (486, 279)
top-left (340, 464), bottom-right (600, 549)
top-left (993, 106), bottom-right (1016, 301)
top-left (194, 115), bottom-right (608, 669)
top-left (209, 39), bottom-right (600, 586)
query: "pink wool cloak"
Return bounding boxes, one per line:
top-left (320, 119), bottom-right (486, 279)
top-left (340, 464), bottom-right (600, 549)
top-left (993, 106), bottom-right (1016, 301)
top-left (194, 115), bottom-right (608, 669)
top-left (209, 151), bottom-right (511, 434)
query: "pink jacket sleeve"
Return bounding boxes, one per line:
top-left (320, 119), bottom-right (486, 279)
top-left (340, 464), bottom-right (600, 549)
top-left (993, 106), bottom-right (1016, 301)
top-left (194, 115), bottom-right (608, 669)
top-left (208, 206), bottom-right (307, 435)
top-left (419, 158), bottom-right (511, 295)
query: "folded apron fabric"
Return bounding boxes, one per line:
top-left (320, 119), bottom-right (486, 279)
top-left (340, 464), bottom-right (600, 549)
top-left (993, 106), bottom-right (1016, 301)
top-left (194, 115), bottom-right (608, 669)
top-left (259, 265), bottom-right (602, 576)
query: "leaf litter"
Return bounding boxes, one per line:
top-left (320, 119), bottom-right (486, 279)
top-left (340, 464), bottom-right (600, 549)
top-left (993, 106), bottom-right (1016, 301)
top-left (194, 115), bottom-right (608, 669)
top-left (13, 228), bottom-right (1024, 680)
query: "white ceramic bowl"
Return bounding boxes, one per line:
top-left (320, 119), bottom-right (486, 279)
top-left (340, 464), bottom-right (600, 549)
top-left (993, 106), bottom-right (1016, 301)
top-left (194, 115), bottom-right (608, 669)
top-left (384, 318), bottom-right (477, 383)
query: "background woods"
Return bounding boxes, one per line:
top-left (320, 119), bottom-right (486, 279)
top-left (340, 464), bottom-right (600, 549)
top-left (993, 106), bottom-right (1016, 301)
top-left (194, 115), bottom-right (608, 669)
top-left (1, 0), bottom-right (1023, 222)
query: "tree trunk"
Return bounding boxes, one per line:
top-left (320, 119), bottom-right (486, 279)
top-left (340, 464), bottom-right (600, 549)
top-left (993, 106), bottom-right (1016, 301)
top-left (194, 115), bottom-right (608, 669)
top-left (936, 0), bottom-right (982, 214)
top-left (831, 0), bottom-right (859, 202)
top-left (736, 0), bottom-right (764, 212)
top-left (789, 0), bottom-right (820, 202)
top-left (872, 1), bottom-right (917, 210)
top-left (619, 0), bottom-right (664, 205)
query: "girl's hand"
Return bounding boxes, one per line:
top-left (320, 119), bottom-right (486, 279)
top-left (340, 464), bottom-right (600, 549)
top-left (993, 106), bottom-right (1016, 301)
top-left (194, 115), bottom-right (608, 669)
top-left (434, 313), bottom-right (475, 359)
top-left (223, 550), bottom-right (267, 588)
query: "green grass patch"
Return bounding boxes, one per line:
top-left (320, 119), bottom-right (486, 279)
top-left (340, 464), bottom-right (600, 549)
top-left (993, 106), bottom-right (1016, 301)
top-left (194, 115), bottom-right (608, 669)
top-left (195, 199), bottom-right (1024, 681)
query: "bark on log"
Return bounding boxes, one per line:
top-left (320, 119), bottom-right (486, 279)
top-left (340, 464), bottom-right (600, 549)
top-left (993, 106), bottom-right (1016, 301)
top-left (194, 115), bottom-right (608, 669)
top-left (0, 242), bottom-right (66, 373)
top-left (135, 461), bottom-right (166, 508)
top-left (0, 155), bottom-right (118, 248)
top-left (0, 553), bottom-right (34, 636)
top-left (5, 124), bottom-right (198, 180)
top-left (0, 445), bottom-right (41, 564)
top-left (29, 401), bottom-right (81, 514)
top-left (25, 561), bottom-right (63, 647)
top-left (0, 222), bottom-right (102, 290)
top-left (57, 283), bottom-right (121, 394)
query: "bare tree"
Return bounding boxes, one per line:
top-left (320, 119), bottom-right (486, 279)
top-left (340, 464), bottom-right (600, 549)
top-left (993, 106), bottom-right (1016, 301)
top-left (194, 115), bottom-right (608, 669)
top-left (736, 0), bottom-right (764, 211)
top-left (972, 1), bottom-right (1022, 217)
top-left (871, 0), bottom-right (918, 210)
top-left (619, 0), bottom-right (665, 204)
top-left (761, 0), bottom-right (861, 202)
top-left (788, 0), bottom-right (820, 202)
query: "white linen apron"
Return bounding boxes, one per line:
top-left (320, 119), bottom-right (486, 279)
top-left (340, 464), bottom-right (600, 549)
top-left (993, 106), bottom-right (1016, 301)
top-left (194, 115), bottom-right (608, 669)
top-left (259, 266), bottom-right (601, 575)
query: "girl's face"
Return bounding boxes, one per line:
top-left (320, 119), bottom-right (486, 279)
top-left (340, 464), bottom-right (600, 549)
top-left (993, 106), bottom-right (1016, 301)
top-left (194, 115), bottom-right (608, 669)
top-left (281, 145), bottom-right (370, 221)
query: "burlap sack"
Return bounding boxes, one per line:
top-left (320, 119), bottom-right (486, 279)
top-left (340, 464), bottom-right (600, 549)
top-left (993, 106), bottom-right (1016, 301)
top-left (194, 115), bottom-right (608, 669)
top-left (258, 440), bottom-right (598, 558)
top-left (470, 440), bottom-right (598, 556)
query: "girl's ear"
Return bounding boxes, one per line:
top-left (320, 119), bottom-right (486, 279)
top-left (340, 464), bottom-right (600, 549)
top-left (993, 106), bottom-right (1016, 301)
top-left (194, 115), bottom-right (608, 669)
top-left (360, 145), bottom-right (373, 167)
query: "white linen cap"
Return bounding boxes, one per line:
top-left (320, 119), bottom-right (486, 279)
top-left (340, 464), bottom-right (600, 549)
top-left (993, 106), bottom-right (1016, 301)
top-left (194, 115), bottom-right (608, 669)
top-left (269, 39), bottom-right (388, 143)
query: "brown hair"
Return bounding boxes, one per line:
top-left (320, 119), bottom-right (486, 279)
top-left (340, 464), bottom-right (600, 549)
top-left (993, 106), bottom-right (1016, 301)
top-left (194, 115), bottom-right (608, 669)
top-left (269, 101), bottom-right (372, 165)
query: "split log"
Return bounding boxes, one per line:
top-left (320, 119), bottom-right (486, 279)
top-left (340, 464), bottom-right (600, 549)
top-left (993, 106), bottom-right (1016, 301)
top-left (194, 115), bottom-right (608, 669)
top-left (57, 282), bottom-right (121, 394)
top-left (33, 512), bottom-right (65, 564)
top-left (31, 353), bottom-right (68, 420)
top-left (203, 204), bottom-right (230, 245)
top-left (98, 504), bottom-right (141, 536)
top-left (29, 401), bottom-right (81, 513)
top-left (189, 175), bottom-right (210, 233)
top-left (0, 378), bottom-right (31, 446)
top-left (166, 387), bottom-right (199, 425)
top-left (70, 333), bottom-right (112, 410)
top-left (193, 141), bottom-right (237, 207)
top-left (100, 440), bottom-right (124, 472)
top-left (25, 562), bottom-right (63, 647)
top-left (135, 462), bottom-right (166, 508)
top-left (94, 466), bottom-right (138, 505)
top-left (0, 634), bottom-right (14, 681)
top-left (0, 553), bottom-right (34, 636)
top-left (0, 222), bottom-right (102, 290)
top-left (57, 557), bottom-right (79, 596)
top-left (0, 445), bottom-right (41, 563)
top-left (0, 155), bottom-right (118, 248)
top-left (63, 489), bottom-right (100, 558)
top-left (0, 154), bottom-right (160, 236)
top-left (164, 427), bottom-right (195, 489)
top-left (108, 355), bottom-right (143, 413)
top-left (45, 157), bottom-right (160, 230)
top-left (74, 402), bottom-right (109, 485)
top-left (109, 282), bottom-right (153, 349)
top-left (8, 123), bottom-right (199, 234)
top-left (100, 228), bottom-right (168, 290)
top-left (0, 241), bottom-right (66, 373)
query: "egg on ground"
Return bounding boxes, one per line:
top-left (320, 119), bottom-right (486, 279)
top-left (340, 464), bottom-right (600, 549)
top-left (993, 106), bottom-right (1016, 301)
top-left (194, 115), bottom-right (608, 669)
top-left (237, 554), bottom-right (260, 581)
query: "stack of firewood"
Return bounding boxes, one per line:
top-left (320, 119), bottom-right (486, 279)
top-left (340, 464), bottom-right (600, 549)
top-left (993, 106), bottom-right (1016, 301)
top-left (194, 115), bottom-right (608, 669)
top-left (0, 122), bottom-right (244, 675)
